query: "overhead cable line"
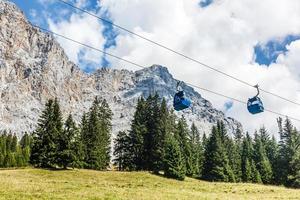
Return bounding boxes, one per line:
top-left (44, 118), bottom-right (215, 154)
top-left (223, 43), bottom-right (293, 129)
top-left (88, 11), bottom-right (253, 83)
top-left (55, 0), bottom-right (300, 107)
top-left (32, 24), bottom-right (300, 122)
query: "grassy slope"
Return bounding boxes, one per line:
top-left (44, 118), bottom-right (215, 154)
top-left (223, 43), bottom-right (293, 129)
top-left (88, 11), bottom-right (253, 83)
top-left (0, 169), bottom-right (299, 200)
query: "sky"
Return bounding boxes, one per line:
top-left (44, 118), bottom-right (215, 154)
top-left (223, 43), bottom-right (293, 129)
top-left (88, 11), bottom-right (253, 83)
top-left (10, 0), bottom-right (300, 136)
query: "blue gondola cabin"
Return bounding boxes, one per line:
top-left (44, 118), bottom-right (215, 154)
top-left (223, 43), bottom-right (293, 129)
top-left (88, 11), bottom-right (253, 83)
top-left (247, 96), bottom-right (264, 114)
top-left (173, 91), bottom-right (191, 111)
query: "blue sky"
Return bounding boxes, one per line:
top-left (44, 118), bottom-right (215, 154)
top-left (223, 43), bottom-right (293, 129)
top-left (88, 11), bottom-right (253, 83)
top-left (254, 34), bottom-right (300, 66)
top-left (199, 0), bottom-right (213, 8)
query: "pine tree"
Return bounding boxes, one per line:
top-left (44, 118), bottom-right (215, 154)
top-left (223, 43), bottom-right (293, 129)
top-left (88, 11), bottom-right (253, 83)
top-left (3, 153), bottom-right (15, 167)
top-left (82, 97), bottom-right (112, 170)
top-left (20, 133), bottom-right (31, 149)
top-left (232, 128), bottom-right (244, 182)
top-left (0, 133), bottom-right (7, 167)
top-left (227, 138), bottom-right (242, 182)
top-left (163, 135), bottom-right (186, 180)
top-left (127, 97), bottom-right (148, 170)
top-left (202, 126), bottom-right (235, 182)
top-left (113, 131), bottom-right (130, 171)
top-left (52, 98), bottom-right (64, 165)
top-left (190, 123), bottom-right (204, 177)
top-left (11, 134), bottom-right (18, 152)
top-left (234, 127), bottom-right (243, 143)
top-left (20, 133), bottom-right (31, 166)
top-left (175, 116), bottom-right (194, 176)
top-left (6, 133), bottom-right (12, 154)
top-left (265, 135), bottom-right (278, 183)
top-left (56, 115), bottom-right (77, 169)
top-left (241, 133), bottom-right (253, 182)
top-left (288, 150), bottom-right (300, 188)
top-left (80, 113), bottom-right (89, 167)
top-left (72, 121), bottom-right (85, 169)
top-left (138, 93), bottom-right (169, 172)
top-left (16, 146), bottom-right (25, 167)
top-left (30, 99), bottom-right (58, 168)
top-left (253, 133), bottom-right (272, 184)
top-left (243, 158), bottom-right (252, 182)
top-left (98, 98), bottom-right (113, 168)
top-left (251, 159), bottom-right (262, 183)
top-left (276, 118), bottom-right (300, 186)
top-left (151, 98), bottom-right (169, 173)
top-left (217, 121), bottom-right (236, 182)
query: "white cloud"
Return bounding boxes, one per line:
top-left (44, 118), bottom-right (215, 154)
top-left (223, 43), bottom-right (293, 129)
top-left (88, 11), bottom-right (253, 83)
top-left (98, 0), bottom-right (300, 135)
top-left (75, 0), bottom-right (88, 8)
top-left (277, 40), bottom-right (300, 78)
top-left (37, 0), bottom-right (56, 6)
top-left (48, 12), bottom-right (105, 70)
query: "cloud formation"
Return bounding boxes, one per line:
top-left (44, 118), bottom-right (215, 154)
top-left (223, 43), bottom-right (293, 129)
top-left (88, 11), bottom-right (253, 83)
top-left (97, 0), bottom-right (300, 135)
top-left (48, 12), bottom-right (105, 71)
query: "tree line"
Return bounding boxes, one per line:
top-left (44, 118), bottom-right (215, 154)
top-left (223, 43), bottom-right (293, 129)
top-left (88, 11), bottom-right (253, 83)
top-left (113, 94), bottom-right (300, 188)
top-left (0, 94), bottom-right (299, 188)
top-left (0, 132), bottom-right (31, 167)
top-left (30, 98), bottom-right (112, 170)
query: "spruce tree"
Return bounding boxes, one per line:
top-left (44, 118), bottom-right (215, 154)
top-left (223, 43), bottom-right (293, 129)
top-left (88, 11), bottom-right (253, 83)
top-left (163, 135), bottom-right (186, 180)
top-left (20, 133), bottom-right (31, 149)
top-left (80, 113), bottom-right (89, 166)
top-left (20, 133), bottom-right (31, 166)
top-left (175, 116), bottom-right (194, 176)
top-left (11, 134), bottom-right (17, 152)
top-left (16, 146), bottom-right (25, 167)
top-left (241, 133), bottom-right (253, 182)
top-left (140, 93), bottom-right (168, 172)
top-left (56, 115), bottom-right (77, 169)
top-left (251, 159), bottom-right (262, 183)
top-left (31, 99), bottom-right (58, 168)
top-left (151, 98), bottom-right (169, 173)
top-left (3, 153), bottom-right (16, 167)
top-left (253, 133), bottom-right (272, 184)
top-left (288, 150), bottom-right (300, 188)
top-left (227, 138), bottom-right (242, 182)
top-left (113, 131), bottom-right (130, 171)
top-left (0, 133), bottom-right (7, 167)
top-left (6, 133), bottom-right (12, 154)
top-left (98, 98), bottom-right (113, 167)
top-left (264, 135), bottom-right (278, 183)
top-left (277, 118), bottom-right (300, 186)
top-left (127, 97), bottom-right (147, 170)
top-left (72, 121), bottom-right (85, 169)
top-left (202, 126), bottom-right (235, 182)
top-left (190, 123), bottom-right (204, 177)
top-left (82, 97), bottom-right (112, 170)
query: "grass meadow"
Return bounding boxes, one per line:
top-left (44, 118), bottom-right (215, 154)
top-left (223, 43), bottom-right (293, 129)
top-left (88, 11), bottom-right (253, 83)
top-left (0, 168), bottom-right (300, 200)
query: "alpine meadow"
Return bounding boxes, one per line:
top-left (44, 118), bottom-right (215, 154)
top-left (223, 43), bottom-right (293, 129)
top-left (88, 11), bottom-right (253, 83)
top-left (1, 0), bottom-right (300, 199)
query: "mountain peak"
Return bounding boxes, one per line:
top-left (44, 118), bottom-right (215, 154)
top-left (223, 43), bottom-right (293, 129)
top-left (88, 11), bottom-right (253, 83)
top-left (0, 0), bottom-right (242, 136)
top-left (149, 64), bottom-right (170, 73)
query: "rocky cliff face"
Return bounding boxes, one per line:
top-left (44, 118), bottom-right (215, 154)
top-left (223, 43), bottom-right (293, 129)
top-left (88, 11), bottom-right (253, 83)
top-left (0, 0), bottom-right (242, 137)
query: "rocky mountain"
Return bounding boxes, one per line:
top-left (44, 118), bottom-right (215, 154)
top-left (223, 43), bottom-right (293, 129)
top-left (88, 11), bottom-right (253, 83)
top-left (0, 0), bottom-right (242, 137)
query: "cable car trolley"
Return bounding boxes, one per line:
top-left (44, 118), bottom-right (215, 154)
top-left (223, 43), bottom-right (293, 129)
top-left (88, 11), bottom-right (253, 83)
top-left (173, 81), bottom-right (191, 111)
top-left (247, 84), bottom-right (264, 114)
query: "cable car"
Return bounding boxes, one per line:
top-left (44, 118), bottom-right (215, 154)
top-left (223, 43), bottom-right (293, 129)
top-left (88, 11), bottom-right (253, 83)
top-left (247, 85), bottom-right (264, 114)
top-left (173, 81), bottom-right (191, 111)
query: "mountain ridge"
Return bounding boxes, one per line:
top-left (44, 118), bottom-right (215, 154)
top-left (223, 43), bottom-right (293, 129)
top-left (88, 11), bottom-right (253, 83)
top-left (0, 0), bottom-right (242, 136)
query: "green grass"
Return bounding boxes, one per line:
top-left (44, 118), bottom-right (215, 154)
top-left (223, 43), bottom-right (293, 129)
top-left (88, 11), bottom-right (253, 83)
top-left (0, 169), bottom-right (299, 200)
